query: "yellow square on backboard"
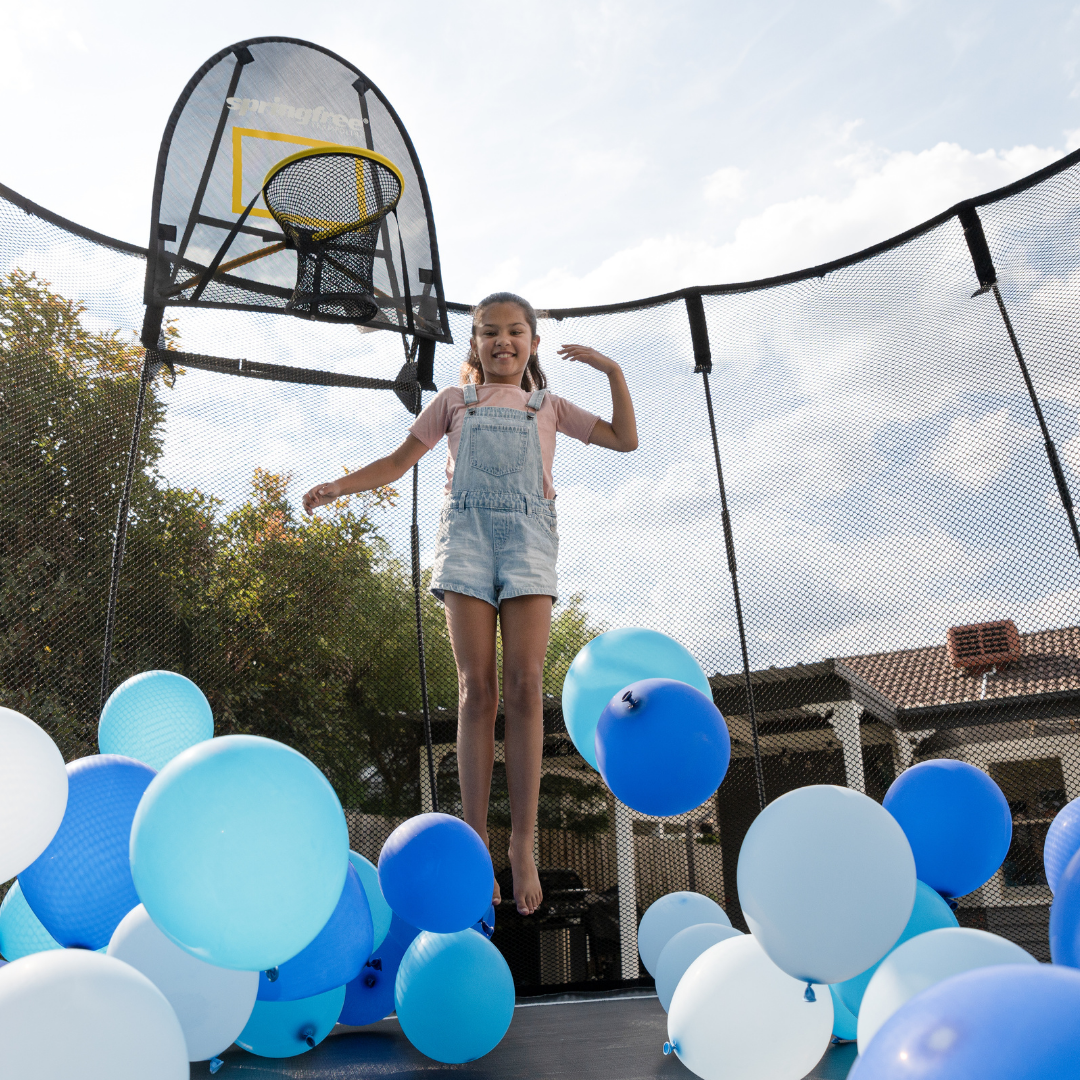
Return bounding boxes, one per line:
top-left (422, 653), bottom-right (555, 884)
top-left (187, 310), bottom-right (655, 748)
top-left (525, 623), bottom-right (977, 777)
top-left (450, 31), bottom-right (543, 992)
top-left (231, 127), bottom-right (343, 220)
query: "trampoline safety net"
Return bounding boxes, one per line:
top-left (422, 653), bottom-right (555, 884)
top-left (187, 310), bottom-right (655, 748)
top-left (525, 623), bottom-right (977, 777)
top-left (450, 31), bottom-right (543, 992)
top-left (3, 148), bottom-right (1080, 988)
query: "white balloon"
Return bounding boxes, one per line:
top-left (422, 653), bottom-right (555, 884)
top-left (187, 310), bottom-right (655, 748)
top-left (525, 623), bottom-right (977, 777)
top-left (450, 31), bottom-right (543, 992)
top-left (737, 784), bottom-right (915, 985)
top-left (0, 707), bottom-right (68, 882)
top-left (667, 934), bottom-right (832, 1080)
top-left (857, 926), bottom-right (1038, 1052)
top-left (108, 905), bottom-right (258, 1061)
top-left (637, 892), bottom-right (731, 975)
top-left (0, 948), bottom-right (188, 1079)
top-left (655, 922), bottom-right (743, 1011)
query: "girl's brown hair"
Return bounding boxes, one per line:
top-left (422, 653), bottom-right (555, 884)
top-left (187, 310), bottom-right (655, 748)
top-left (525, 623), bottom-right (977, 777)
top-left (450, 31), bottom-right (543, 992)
top-left (461, 291), bottom-right (548, 392)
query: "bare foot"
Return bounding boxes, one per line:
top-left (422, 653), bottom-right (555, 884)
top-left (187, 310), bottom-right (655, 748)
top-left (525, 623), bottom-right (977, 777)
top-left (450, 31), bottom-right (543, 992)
top-left (492, 876), bottom-right (501, 906)
top-left (508, 838), bottom-right (543, 915)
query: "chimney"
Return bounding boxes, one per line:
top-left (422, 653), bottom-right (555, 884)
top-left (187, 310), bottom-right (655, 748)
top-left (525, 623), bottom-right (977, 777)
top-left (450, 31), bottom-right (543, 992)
top-left (946, 619), bottom-right (1022, 674)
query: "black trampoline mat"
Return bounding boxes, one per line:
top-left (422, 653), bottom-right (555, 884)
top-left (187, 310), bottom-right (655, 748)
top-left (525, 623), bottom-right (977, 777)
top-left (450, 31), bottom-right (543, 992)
top-left (190, 993), bottom-right (857, 1079)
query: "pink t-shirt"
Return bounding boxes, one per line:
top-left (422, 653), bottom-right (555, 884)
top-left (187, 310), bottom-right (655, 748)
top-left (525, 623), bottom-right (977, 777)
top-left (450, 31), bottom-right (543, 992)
top-left (409, 383), bottom-right (600, 498)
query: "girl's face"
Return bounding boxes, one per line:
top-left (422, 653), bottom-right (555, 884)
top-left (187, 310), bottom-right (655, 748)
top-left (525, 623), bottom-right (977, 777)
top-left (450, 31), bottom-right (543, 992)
top-left (471, 302), bottom-right (540, 385)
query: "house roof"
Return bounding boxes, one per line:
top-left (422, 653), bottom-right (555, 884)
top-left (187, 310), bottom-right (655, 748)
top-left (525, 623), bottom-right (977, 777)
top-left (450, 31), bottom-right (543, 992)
top-left (836, 625), bottom-right (1080, 730)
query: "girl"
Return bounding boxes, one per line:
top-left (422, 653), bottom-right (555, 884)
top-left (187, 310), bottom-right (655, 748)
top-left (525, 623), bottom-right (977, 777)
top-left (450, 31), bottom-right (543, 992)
top-left (302, 292), bottom-right (638, 915)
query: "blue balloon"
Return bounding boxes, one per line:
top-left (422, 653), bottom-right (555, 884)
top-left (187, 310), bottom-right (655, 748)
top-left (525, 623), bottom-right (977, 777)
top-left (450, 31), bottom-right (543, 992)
top-left (339, 933), bottom-right (409, 1027)
top-left (474, 902), bottom-right (496, 939)
top-left (348, 850), bottom-right (392, 951)
top-left (0, 881), bottom-right (62, 960)
top-left (883, 760), bottom-right (1011, 898)
top-left (829, 984), bottom-right (858, 1041)
top-left (396, 930), bottom-right (515, 1063)
top-left (98, 670), bottom-right (214, 772)
top-left (378, 814), bottom-right (493, 933)
top-left (595, 679), bottom-right (730, 817)
top-left (258, 863), bottom-right (373, 1001)
top-left (386, 911), bottom-right (421, 951)
top-left (235, 984), bottom-right (345, 1058)
top-left (835, 879), bottom-right (958, 1015)
top-left (848, 964), bottom-right (1080, 1080)
top-left (1045, 796), bottom-right (1080, 894)
top-left (562, 628), bottom-right (712, 769)
top-left (1050, 846), bottom-right (1080, 967)
top-left (19, 755), bottom-right (155, 949)
top-left (130, 735), bottom-right (349, 971)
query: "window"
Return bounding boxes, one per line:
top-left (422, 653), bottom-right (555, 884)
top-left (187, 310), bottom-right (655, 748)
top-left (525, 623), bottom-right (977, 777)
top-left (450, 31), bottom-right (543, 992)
top-left (988, 758), bottom-right (1067, 888)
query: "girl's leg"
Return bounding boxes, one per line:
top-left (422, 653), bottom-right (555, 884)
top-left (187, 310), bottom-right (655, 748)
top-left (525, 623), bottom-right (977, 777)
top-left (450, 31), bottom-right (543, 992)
top-left (443, 592), bottom-right (502, 904)
top-left (499, 593), bottom-right (553, 916)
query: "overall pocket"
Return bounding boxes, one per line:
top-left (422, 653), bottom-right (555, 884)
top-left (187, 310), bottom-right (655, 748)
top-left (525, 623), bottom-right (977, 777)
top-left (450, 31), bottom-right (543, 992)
top-left (468, 423), bottom-right (529, 477)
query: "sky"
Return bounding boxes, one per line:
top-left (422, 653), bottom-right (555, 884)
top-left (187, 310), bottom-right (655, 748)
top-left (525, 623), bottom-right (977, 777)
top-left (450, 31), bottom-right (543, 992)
top-left (4, 0), bottom-right (1080, 674)
top-left (3, 0), bottom-right (1080, 306)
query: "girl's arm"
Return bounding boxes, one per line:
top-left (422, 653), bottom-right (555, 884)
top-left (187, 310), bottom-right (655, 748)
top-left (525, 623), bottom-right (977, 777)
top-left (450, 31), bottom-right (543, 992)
top-left (302, 434), bottom-right (429, 515)
top-left (556, 345), bottom-right (639, 452)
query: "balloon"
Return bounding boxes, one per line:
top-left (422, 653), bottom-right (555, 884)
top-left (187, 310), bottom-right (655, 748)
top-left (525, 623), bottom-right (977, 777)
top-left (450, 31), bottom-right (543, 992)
top-left (1049, 845), bottom-right (1080, 967)
top-left (19, 754), bottom-right (155, 949)
top-left (638, 891), bottom-right (732, 976)
top-left (396, 930), bottom-right (515, 1063)
top-left (856, 926), bottom-right (1037, 1052)
top-left (0, 881), bottom-right (62, 960)
top-left (737, 785), bottom-right (915, 986)
top-left (0, 707), bottom-right (68, 882)
top-left (595, 679), bottom-right (730, 817)
top-left (655, 922), bottom-right (743, 1011)
top-left (339, 933), bottom-right (409, 1027)
top-left (883, 759), bottom-right (1011, 898)
top-left (130, 734), bottom-right (348, 971)
top-left (1045, 795), bottom-right (1080, 894)
top-left (848, 964), bottom-right (1080, 1080)
top-left (257, 863), bottom-right (373, 1001)
top-left (98, 670), bottom-right (214, 772)
top-left (562, 628), bottom-right (712, 769)
top-left (235, 985), bottom-right (346, 1058)
top-left (834, 879), bottom-right (957, 1016)
top-left (0, 948), bottom-right (188, 1079)
top-left (349, 850), bottom-right (392, 950)
top-left (829, 985), bottom-right (858, 1041)
top-left (378, 813), bottom-right (493, 933)
top-left (474, 901), bottom-right (496, 938)
top-left (666, 934), bottom-right (832, 1080)
top-left (107, 904), bottom-right (257, 1061)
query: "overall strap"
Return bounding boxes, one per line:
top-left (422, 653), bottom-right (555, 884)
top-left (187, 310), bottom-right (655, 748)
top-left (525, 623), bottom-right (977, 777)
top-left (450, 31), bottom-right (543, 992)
top-left (462, 382), bottom-right (478, 405)
top-left (527, 388), bottom-right (548, 412)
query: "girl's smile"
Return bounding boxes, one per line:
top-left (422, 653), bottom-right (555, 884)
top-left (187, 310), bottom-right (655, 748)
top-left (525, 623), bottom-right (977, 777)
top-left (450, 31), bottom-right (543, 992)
top-left (473, 302), bottom-right (540, 385)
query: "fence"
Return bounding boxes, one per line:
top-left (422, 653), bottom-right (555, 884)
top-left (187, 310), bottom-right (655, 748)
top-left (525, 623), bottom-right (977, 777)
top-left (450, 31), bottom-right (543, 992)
top-left (3, 146), bottom-right (1080, 989)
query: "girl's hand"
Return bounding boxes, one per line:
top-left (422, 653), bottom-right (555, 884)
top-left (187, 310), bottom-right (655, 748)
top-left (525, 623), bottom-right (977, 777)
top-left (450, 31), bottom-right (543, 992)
top-left (557, 344), bottom-right (619, 375)
top-left (302, 481), bottom-right (340, 516)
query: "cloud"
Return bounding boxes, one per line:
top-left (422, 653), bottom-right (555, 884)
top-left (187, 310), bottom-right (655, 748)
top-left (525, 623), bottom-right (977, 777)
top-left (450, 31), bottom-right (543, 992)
top-left (524, 139), bottom-right (1066, 306)
top-left (704, 167), bottom-right (747, 203)
top-left (929, 409), bottom-right (1037, 490)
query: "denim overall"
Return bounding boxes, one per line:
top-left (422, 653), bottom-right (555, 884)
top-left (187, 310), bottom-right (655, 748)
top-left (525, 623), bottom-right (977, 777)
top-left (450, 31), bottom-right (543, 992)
top-left (429, 383), bottom-right (559, 607)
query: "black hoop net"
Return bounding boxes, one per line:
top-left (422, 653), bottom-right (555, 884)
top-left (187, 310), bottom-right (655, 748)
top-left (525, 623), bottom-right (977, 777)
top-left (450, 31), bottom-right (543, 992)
top-left (262, 150), bottom-right (404, 322)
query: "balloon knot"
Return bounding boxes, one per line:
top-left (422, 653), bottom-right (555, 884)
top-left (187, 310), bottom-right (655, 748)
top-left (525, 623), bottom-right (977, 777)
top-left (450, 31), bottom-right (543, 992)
top-left (265, 966), bottom-right (279, 982)
top-left (301, 1026), bottom-right (316, 1049)
top-left (366, 958), bottom-right (383, 971)
top-left (364, 974), bottom-right (377, 988)
top-left (209, 1058), bottom-right (224, 1074)
top-left (663, 1041), bottom-right (677, 1056)
top-left (804, 982), bottom-right (817, 1002)
top-left (945, 897), bottom-right (959, 911)
top-left (622, 689), bottom-right (640, 709)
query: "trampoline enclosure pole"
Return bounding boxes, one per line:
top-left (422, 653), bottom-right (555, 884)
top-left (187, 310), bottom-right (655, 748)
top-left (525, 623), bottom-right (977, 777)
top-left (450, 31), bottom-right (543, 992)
top-left (99, 352), bottom-right (153, 714)
top-left (684, 293), bottom-right (767, 813)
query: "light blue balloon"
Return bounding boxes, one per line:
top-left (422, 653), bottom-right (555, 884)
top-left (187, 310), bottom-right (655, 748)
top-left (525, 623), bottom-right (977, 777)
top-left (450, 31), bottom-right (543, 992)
top-left (638, 891), bottom-right (730, 976)
top-left (1045, 795), bottom-right (1080, 895)
top-left (349, 850), bottom-right (392, 950)
top-left (655, 922), bottom-right (742, 1010)
top-left (829, 985), bottom-right (858, 1041)
top-left (395, 930), bottom-right (515, 1063)
top-left (235, 984), bottom-right (345, 1058)
top-left (834, 879), bottom-right (958, 1016)
top-left (562, 628), bottom-right (712, 769)
top-left (130, 735), bottom-right (349, 971)
top-left (99, 670), bottom-right (213, 772)
top-left (0, 881), bottom-right (63, 960)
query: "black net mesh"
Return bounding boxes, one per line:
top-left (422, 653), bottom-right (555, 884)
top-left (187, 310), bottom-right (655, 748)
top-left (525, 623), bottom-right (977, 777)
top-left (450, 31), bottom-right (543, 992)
top-left (3, 150), bottom-right (1080, 988)
top-left (261, 150), bottom-right (404, 322)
